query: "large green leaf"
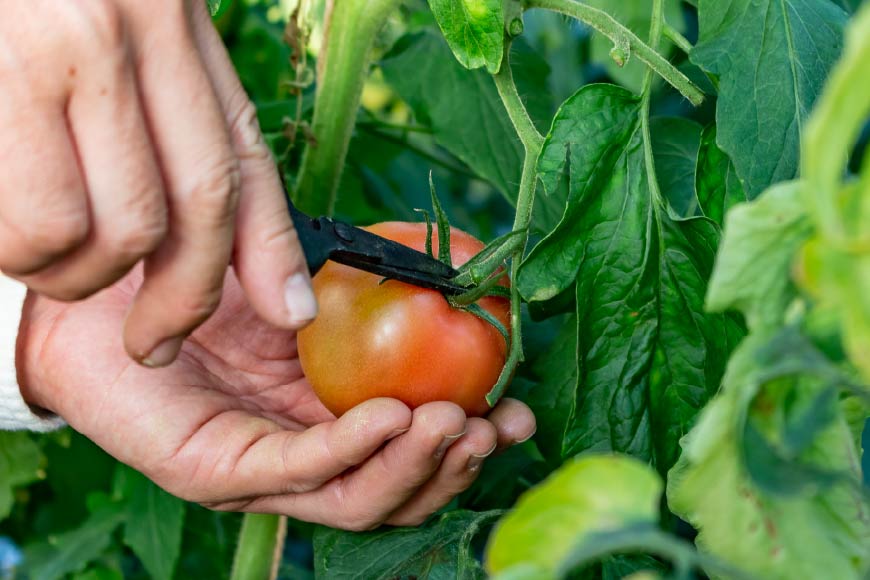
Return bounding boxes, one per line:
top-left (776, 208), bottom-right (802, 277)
top-left (705, 181), bottom-right (811, 332)
top-left (517, 85), bottom-right (741, 471)
top-left (0, 431), bottom-right (43, 520)
top-left (667, 333), bottom-right (870, 579)
top-left (485, 455), bottom-right (661, 578)
top-left (691, 0), bottom-right (847, 197)
top-left (428, 0), bottom-right (504, 73)
top-left (313, 510), bottom-right (500, 579)
top-left (381, 31), bottom-right (551, 206)
top-left (118, 467), bottom-right (186, 580)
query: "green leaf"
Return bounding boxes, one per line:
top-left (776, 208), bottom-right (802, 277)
top-left (691, 0), bottom-right (848, 197)
top-left (314, 510), bottom-right (501, 579)
top-left (649, 117), bottom-right (703, 218)
top-left (518, 85), bottom-right (742, 471)
top-left (485, 455), bottom-right (662, 578)
top-left (705, 181), bottom-right (812, 332)
top-left (695, 125), bottom-right (748, 226)
top-left (0, 431), bottom-right (43, 520)
top-left (585, 0), bottom-right (685, 94)
top-left (430, 173), bottom-right (453, 266)
top-left (667, 333), bottom-right (870, 580)
top-left (27, 502), bottom-right (126, 580)
top-left (118, 467), bottom-right (186, 580)
top-left (381, 32), bottom-right (553, 211)
top-left (428, 0), bottom-right (504, 73)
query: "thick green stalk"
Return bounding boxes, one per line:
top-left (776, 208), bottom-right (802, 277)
top-left (293, 0), bottom-right (403, 214)
top-left (235, 2), bottom-right (401, 575)
top-left (487, 44), bottom-right (544, 405)
top-left (230, 513), bottom-right (287, 580)
top-left (523, 0), bottom-right (704, 106)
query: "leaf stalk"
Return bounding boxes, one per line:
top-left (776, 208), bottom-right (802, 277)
top-left (523, 0), bottom-right (705, 106)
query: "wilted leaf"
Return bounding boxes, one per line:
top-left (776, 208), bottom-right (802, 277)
top-left (667, 333), bottom-right (870, 580)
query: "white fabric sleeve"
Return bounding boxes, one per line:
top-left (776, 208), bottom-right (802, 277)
top-left (0, 275), bottom-right (65, 432)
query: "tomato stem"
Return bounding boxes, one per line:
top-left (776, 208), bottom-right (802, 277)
top-left (230, 513), bottom-right (287, 580)
top-left (486, 43), bottom-right (544, 405)
top-left (293, 0), bottom-right (403, 214)
top-left (523, 0), bottom-right (705, 106)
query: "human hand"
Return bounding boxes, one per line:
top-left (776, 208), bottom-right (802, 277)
top-left (0, 0), bottom-right (314, 367)
top-left (17, 269), bottom-right (537, 529)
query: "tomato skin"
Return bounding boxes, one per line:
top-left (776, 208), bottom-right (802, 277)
top-left (298, 222), bottom-right (510, 417)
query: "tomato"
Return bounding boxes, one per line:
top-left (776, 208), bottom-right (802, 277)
top-left (297, 222), bottom-right (510, 417)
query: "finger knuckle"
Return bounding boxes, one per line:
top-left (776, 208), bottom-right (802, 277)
top-left (25, 211), bottom-right (90, 257)
top-left (184, 155), bottom-right (241, 223)
top-left (227, 93), bottom-right (270, 158)
top-left (174, 286), bottom-right (223, 326)
top-left (109, 196), bottom-right (168, 260)
top-left (332, 486), bottom-right (382, 532)
top-left (68, 0), bottom-right (127, 53)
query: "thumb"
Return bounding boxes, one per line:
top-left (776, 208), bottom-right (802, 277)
top-left (191, 4), bottom-right (317, 329)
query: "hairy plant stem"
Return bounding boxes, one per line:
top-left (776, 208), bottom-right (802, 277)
top-left (230, 513), bottom-right (287, 580)
top-left (523, 0), bottom-right (704, 106)
top-left (663, 22), bottom-right (693, 55)
top-left (487, 43), bottom-right (544, 405)
top-left (293, 0), bottom-right (403, 214)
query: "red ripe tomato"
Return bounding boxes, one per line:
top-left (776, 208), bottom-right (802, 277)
top-left (297, 222), bottom-right (510, 418)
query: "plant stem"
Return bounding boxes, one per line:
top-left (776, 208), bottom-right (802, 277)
top-left (486, 43), bottom-right (544, 405)
top-left (236, 2), bottom-right (402, 574)
top-left (293, 0), bottom-right (402, 214)
top-left (663, 21), bottom-right (693, 55)
top-left (523, 0), bottom-right (704, 106)
top-left (230, 513), bottom-right (287, 580)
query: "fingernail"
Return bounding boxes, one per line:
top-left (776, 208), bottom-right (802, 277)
top-left (434, 431), bottom-right (465, 459)
top-left (467, 443), bottom-right (497, 472)
top-left (515, 428), bottom-right (537, 444)
top-left (285, 273), bottom-right (318, 326)
top-left (142, 336), bottom-right (184, 368)
top-left (387, 427), bottom-right (411, 440)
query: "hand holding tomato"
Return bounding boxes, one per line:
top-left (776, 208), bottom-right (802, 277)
top-left (17, 268), bottom-right (536, 529)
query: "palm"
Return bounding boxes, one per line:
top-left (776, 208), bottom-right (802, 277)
top-left (24, 269), bottom-right (334, 498)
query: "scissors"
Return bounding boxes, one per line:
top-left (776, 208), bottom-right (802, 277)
top-left (286, 197), bottom-right (469, 296)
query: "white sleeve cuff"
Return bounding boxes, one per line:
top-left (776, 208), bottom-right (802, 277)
top-left (0, 276), bottom-right (65, 432)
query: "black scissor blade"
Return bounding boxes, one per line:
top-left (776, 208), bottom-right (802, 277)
top-left (329, 249), bottom-right (469, 295)
top-left (286, 197), bottom-right (468, 295)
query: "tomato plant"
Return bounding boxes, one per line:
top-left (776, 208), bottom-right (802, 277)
top-left (2, 0), bottom-right (869, 579)
top-left (299, 222), bottom-right (509, 417)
